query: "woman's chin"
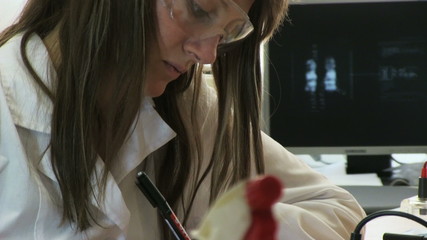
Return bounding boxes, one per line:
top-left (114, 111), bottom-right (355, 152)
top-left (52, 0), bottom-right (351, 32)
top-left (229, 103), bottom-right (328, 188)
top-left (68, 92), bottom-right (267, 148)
top-left (144, 83), bottom-right (168, 98)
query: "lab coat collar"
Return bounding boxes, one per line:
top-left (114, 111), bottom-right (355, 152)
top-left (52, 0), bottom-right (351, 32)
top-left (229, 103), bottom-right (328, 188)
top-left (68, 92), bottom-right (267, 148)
top-left (0, 33), bottom-right (54, 133)
top-left (39, 149), bottom-right (131, 234)
top-left (2, 33), bottom-right (177, 182)
top-left (111, 97), bottom-right (177, 183)
top-left (2, 33), bottom-right (177, 235)
top-left (37, 96), bottom-right (176, 235)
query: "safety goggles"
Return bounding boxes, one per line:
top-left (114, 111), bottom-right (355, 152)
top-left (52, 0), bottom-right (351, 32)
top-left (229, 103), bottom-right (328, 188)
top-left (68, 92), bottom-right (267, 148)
top-left (160, 0), bottom-right (254, 46)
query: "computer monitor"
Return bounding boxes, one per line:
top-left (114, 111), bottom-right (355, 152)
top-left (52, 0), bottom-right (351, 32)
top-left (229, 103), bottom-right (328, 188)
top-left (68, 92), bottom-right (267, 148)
top-left (268, 0), bottom-right (427, 176)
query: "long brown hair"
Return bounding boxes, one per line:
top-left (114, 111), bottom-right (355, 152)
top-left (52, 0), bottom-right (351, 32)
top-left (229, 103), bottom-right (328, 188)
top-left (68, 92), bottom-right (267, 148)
top-left (209, 0), bottom-right (289, 197)
top-left (0, 0), bottom-right (160, 230)
top-left (155, 0), bottom-right (288, 239)
top-left (0, 0), bottom-right (288, 238)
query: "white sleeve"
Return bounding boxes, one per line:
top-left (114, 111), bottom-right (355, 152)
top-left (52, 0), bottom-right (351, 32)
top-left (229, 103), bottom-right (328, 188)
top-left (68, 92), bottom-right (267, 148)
top-left (262, 132), bottom-right (366, 240)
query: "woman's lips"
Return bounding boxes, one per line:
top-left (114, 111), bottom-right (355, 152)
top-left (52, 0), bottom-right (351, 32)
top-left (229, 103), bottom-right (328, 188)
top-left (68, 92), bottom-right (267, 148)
top-left (164, 61), bottom-right (185, 75)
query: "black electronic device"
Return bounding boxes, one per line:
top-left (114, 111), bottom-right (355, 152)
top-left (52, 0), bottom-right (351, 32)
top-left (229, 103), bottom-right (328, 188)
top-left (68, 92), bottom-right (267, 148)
top-left (268, 0), bottom-right (427, 176)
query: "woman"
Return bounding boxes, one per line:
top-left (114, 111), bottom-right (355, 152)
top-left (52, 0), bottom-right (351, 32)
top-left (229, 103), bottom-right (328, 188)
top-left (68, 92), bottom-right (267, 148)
top-left (0, 0), bottom-right (365, 239)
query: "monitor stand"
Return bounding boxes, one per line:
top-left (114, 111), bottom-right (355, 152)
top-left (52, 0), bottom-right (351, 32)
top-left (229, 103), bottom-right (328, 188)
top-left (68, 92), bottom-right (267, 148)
top-left (346, 155), bottom-right (392, 178)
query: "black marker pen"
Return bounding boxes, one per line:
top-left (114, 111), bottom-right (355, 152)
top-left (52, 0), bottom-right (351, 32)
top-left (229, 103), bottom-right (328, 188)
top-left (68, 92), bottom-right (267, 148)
top-left (136, 171), bottom-right (191, 240)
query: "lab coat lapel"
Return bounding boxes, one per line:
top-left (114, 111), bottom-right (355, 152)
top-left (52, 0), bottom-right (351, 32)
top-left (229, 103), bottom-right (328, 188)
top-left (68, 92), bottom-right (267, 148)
top-left (111, 97), bottom-right (177, 183)
top-left (37, 97), bottom-right (177, 234)
top-left (8, 32), bottom-right (177, 234)
top-left (38, 150), bottom-right (131, 234)
top-left (0, 33), bottom-right (54, 134)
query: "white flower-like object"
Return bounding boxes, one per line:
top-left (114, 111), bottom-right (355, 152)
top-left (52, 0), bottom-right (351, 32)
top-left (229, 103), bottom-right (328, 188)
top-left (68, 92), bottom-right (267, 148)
top-left (192, 175), bottom-right (283, 240)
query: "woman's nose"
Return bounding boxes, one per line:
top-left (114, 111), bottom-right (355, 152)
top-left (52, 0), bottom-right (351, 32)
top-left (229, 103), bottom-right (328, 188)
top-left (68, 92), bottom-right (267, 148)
top-left (183, 36), bottom-right (220, 64)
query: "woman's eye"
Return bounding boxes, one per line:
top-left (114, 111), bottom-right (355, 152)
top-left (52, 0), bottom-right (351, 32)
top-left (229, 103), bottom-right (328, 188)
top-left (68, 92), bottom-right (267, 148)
top-left (188, 0), bottom-right (210, 20)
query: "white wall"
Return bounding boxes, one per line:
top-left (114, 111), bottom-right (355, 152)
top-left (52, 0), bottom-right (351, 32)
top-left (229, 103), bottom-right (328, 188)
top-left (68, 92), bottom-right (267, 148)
top-left (0, 0), bottom-right (27, 32)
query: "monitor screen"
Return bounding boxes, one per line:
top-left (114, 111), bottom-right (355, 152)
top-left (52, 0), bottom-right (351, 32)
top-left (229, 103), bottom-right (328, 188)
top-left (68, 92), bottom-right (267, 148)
top-left (268, 0), bottom-right (427, 157)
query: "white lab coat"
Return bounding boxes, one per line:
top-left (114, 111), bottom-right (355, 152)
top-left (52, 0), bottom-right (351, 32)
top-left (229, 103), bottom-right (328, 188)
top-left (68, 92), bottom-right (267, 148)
top-left (0, 33), bottom-right (366, 240)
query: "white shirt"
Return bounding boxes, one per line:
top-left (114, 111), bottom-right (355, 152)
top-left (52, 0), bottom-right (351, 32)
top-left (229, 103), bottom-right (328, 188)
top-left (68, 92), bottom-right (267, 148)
top-left (0, 33), bottom-right (366, 240)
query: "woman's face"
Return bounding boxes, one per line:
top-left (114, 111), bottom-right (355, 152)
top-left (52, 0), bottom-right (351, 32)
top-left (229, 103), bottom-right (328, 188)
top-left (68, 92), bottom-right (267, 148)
top-left (144, 0), bottom-right (255, 97)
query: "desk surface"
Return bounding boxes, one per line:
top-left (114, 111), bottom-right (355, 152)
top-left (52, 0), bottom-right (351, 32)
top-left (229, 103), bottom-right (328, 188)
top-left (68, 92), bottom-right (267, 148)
top-left (364, 215), bottom-right (427, 240)
top-left (341, 185), bottom-right (418, 214)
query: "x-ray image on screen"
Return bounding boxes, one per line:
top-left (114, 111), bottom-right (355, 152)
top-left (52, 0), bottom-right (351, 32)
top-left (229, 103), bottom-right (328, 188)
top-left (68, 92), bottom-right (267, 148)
top-left (268, 1), bottom-right (427, 151)
top-left (304, 56), bottom-right (340, 93)
top-left (304, 58), bottom-right (317, 93)
top-left (291, 42), bottom-right (353, 113)
top-left (323, 57), bottom-right (337, 92)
